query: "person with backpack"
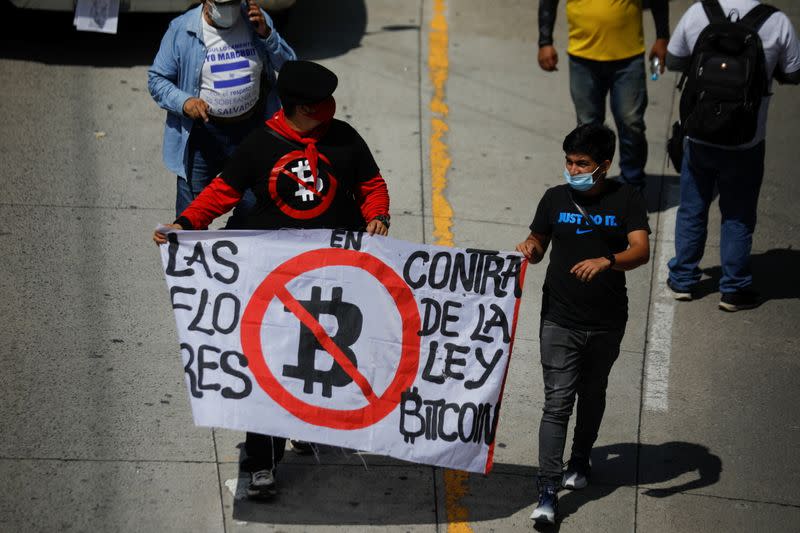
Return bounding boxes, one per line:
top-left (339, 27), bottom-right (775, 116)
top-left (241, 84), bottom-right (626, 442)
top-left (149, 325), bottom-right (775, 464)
top-left (666, 0), bottom-right (800, 311)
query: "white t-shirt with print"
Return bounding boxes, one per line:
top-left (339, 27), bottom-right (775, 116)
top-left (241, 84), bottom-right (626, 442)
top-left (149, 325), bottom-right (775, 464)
top-left (200, 17), bottom-right (264, 118)
top-left (669, 0), bottom-right (800, 148)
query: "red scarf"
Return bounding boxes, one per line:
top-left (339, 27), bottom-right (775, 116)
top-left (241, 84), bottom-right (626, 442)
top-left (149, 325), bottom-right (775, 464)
top-left (266, 110), bottom-right (330, 181)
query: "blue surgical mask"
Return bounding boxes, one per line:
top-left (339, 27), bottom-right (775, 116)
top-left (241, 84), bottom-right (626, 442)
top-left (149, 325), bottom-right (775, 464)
top-left (208, 1), bottom-right (240, 28)
top-left (563, 165), bottom-right (602, 191)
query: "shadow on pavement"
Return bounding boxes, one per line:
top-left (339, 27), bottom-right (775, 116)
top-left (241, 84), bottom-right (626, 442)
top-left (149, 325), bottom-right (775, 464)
top-left (647, 174), bottom-right (682, 214)
top-left (696, 248), bottom-right (800, 301)
top-left (280, 0), bottom-right (367, 60)
top-left (227, 440), bottom-right (720, 528)
top-left (0, 0), bottom-right (371, 66)
top-left (535, 441), bottom-right (721, 531)
top-left (607, 174), bottom-right (682, 214)
top-left (0, 3), bottom-right (178, 67)
top-left (229, 443), bottom-right (536, 525)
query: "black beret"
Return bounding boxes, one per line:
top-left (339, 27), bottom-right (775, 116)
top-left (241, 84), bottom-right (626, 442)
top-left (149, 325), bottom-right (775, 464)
top-left (277, 60), bottom-right (338, 106)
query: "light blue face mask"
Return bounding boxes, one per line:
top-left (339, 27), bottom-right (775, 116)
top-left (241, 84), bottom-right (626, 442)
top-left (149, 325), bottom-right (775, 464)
top-left (208, 1), bottom-right (240, 28)
top-left (563, 165), bottom-right (602, 191)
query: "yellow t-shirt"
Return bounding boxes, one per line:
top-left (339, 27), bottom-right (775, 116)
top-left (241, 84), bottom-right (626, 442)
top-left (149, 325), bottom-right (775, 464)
top-left (566, 0), bottom-right (644, 61)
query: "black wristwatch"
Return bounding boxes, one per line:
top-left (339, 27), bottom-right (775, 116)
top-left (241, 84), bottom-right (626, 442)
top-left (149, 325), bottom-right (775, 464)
top-left (605, 253), bottom-right (616, 267)
top-left (372, 214), bottom-right (391, 228)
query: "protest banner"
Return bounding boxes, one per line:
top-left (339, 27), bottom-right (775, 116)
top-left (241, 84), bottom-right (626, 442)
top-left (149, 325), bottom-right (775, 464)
top-left (159, 228), bottom-right (527, 473)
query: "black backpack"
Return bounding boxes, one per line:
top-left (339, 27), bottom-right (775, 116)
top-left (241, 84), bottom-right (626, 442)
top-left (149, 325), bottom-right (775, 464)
top-left (678, 0), bottom-right (778, 146)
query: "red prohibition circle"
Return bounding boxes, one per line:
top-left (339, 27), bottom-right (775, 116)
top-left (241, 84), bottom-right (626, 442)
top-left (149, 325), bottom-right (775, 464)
top-left (268, 151), bottom-right (338, 220)
top-left (240, 247), bottom-right (421, 430)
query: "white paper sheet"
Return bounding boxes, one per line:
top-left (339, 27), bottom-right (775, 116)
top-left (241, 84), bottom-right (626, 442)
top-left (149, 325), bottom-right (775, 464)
top-left (74, 0), bottom-right (120, 34)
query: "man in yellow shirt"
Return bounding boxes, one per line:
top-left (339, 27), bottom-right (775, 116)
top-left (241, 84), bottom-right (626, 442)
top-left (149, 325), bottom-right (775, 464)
top-left (538, 0), bottom-right (669, 190)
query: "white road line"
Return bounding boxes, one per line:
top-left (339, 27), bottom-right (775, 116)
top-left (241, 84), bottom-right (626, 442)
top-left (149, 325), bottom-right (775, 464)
top-left (644, 181), bottom-right (680, 412)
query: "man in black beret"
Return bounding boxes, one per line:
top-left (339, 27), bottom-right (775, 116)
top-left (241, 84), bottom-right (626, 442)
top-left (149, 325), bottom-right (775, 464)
top-left (154, 60), bottom-right (391, 499)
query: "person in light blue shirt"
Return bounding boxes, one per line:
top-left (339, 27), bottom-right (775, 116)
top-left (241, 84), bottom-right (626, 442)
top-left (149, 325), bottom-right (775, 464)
top-left (148, 0), bottom-right (295, 225)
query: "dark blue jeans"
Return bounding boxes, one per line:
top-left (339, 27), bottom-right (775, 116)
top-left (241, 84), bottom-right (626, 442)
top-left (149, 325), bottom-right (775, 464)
top-left (668, 140), bottom-right (765, 293)
top-left (569, 54), bottom-right (648, 188)
top-left (176, 117), bottom-right (259, 227)
top-left (537, 320), bottom-right (624, 483)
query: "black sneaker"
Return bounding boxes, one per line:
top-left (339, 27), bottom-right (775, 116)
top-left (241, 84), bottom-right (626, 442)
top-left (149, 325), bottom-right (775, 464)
top-left (247, 469), bottom-right (277, 500)
top-left (562, 457), bottom-right (591, 490)
top-left (530, 481), bottom-right (558, 525)
top-left (666, 279), bottom-right (692, 301)
top-left (290, 440), bottom-right (315, 455)
top-left (719, 289), bottom-right (760, 312)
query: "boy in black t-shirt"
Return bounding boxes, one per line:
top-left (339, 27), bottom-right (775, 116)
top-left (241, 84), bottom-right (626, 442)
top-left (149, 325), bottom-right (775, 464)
top-left (516, 124), bottom-right (650, 525)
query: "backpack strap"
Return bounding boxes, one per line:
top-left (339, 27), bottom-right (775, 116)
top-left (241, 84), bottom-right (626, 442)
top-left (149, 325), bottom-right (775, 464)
top-left (739, 3), bottom-right (779, 31)
top-left (701, 0), bottom-right (727, 24)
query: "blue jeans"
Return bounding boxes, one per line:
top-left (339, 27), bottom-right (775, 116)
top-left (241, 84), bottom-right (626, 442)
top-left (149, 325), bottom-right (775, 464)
top-left (668, 140), bottom-right (765, 293)
top-left (176, 117), bottom-right (259, 227)
top-left (569, 54), bottom-right (648, 188)
top-left (537, 320), bottom-right (624, 483)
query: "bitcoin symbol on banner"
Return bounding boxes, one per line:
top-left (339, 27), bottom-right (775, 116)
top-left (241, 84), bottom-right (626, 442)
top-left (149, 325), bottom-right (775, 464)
top-left (283, 286), bottom-right (363, 398)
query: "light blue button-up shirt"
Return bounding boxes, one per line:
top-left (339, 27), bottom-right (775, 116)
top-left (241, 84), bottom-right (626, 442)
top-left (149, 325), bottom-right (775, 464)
top-left (147, 4), bottom-right (296, 178)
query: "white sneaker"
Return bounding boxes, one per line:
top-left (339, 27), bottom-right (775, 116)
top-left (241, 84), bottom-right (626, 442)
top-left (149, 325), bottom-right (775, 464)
top-left (561, 469), bottom-right (588, 490)
top-left (530, 483), bottom-right (558, 525)
top-left (561, 458), bottom-right (590, 490)
top-left (290, 440), bottom-right (315, 455)
top-left (247, 469), bottom-right (277, 500)
top-left (666, 279), bottom-right (692, 301)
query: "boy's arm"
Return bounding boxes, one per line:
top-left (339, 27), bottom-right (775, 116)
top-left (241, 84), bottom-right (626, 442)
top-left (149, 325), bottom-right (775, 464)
top-left (516, 232), bottom-right (550, 264)
top-left (569, 230), bottom-right (649, 282)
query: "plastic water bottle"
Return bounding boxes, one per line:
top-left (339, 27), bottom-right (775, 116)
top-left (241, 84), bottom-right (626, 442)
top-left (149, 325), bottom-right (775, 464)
top-left (650, 57), bottom-right (661, 81)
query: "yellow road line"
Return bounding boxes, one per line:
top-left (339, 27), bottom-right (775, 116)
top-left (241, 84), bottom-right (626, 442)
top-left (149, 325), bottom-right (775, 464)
top-left (444, 469), bottom-right (472, 532)
top-left (428, 1), bottom-right (471, 531)
top-left (429, 0), bottom-right (454, 248)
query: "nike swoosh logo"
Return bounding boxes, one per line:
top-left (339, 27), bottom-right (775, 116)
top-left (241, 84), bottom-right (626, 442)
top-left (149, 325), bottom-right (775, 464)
top-left (576, 228), bottom-right (593, 235)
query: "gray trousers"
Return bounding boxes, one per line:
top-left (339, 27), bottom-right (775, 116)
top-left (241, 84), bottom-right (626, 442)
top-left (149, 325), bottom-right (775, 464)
top-left (537, 319), bottom-right (625, 483)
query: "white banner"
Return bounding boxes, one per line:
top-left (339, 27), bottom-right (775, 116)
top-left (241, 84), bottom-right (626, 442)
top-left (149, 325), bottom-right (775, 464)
top-left (159, 229), bottom-right (527, 473)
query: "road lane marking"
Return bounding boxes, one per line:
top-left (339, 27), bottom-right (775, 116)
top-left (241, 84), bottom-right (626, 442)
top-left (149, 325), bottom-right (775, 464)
top-left (428, 1), bottom-right (471, 530)
top-left (644, 182), bottom-right (680, 412)
top-left (444, 469), bottom-right (471, 532)
top-left (429, 0), bottom-right (454, 248)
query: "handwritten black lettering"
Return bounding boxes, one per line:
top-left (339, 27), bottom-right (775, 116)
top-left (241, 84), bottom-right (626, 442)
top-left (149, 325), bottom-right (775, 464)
top-left (166, 233), bottom-right (193, 277)
top-left (170, 286), bottom-right (196, 311)
top-left (211, 293), bottom-right (241, 335)
top-left (399, 387), bottom-right (498, 445)
top-left (465, 348), bottom-right (503, 390)
top-left (220, 350), bottom-right (252, 399)
top-left (211, 241), bottom-right (239, 284)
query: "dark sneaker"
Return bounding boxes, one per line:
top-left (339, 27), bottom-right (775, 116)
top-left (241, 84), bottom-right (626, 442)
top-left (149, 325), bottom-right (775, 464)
top-left (530, 482), bottom-right (558, 525)
top-left (719, 289), bottom-right (760, 312)
top-left (666, 279), bottom-right (692, 301)
top-left (290, 440), bottom-right (315, 455)
top-left (562, 458), bottom-right (591, 490)
top-left (247, 469), bottom-right (277, 500)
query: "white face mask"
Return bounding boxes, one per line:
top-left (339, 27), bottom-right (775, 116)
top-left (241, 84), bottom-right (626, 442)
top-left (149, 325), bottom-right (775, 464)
top-left (208, 1), bottom-right (240, 28)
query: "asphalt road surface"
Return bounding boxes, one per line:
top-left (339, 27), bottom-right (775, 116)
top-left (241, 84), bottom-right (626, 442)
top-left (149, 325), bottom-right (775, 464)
top-left (1, 1), bottom-right (798, 531)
